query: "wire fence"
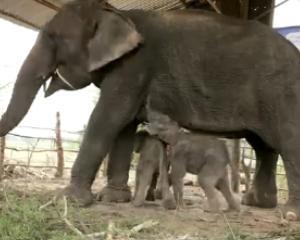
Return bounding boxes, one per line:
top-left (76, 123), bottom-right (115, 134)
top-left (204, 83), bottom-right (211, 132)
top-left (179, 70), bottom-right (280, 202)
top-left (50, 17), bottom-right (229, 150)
top-left (0, 115), bottom-right (288, 199)
top-left (238, 140), bottom-right (288, 201)
top-left (2, 131), bottom-right (81, 168)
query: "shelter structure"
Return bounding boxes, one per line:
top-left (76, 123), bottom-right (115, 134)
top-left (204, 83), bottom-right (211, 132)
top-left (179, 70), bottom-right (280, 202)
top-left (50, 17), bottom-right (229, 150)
top-left (0, 0), bottom-right (274, 30)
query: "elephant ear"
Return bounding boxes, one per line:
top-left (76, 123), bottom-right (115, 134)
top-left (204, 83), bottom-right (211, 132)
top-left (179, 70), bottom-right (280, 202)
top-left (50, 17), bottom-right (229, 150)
top-left (87, 8), bottom-right (143, 72)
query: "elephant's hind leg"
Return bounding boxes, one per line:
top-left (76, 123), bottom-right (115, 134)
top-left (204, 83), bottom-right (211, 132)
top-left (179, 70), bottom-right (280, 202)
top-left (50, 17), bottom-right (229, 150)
top-left (145, 172), bottom-right (159, 201)
top-left (242, 135), bottom-right (278, 208)
top-left (197, 164), bottom-right (222, 213)
top-left (217, 168), bottom-right (240, 211)
top-left (280, 136), bottom-right (300, 221)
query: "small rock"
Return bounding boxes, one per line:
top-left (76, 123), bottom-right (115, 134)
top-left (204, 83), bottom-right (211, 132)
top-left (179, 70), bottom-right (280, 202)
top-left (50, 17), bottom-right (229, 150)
top-left (286, 211), bottom-right (297, 221)
top-left (279, 218), bottom-right (289, 227)
top-left (184, 180), bottom-right (194, 186)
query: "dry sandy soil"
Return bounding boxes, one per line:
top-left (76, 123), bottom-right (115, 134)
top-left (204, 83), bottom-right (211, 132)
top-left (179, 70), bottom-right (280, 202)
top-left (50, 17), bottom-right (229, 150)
top-left (1, 169), bottom-right (300, 240)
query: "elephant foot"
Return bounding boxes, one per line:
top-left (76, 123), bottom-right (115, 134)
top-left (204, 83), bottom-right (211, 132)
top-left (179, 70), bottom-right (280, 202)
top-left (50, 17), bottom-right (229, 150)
top-left (282, 200), bottom-right (300, 221)
top-left (162, 197), bottom-right (176, 210)
top-left (96, 185), bottom-right (132, 203)
top-left (145, 189), bottom-right (155, 201)
top-left (132, 198), bottom-right (144, 207)
top-left (155, 189), bottom-right (163, 200)
top-left (242, 189), bottom-right (277, 208)
top-left (203, 199), bottom-right (221, 213)
top-left (57, 184), bottom-right (93, 207)
top-left (227, 202), bottom-right (241, 212)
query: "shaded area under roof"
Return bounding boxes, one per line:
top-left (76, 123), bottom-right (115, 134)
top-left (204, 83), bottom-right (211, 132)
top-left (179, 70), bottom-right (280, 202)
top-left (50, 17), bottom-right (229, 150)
top-left (0, 0), bottom-right (184, 30)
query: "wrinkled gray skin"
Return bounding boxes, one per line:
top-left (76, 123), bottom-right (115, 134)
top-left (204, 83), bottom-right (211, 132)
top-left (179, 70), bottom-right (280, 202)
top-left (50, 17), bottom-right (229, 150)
top-left (133, 130), bottom-right (176, 209)
top-left (1, 0), bottom-right (300, 219)
top-left (148, 110), bottom-right (240, 212)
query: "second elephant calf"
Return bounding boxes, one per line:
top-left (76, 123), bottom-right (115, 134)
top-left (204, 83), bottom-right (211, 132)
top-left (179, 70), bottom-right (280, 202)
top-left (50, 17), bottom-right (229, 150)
top-left (147, 109), bottom-right (240, 212)
top-left (133, 130), bottom-right (176, 209)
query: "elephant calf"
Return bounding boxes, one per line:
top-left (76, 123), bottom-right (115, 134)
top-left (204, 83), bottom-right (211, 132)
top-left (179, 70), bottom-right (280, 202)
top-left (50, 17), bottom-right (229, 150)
top-left (133, 130), bottom-right (176, 209)
top-left (148, 110), bottom-right (240, 212)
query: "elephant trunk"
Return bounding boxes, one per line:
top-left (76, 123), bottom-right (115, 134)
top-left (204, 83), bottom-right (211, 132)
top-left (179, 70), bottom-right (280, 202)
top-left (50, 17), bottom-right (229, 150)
top-left (0, 33), bottom-right (55, 136)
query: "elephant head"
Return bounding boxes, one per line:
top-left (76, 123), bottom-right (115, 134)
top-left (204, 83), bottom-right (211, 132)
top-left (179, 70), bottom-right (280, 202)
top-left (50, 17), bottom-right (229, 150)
top-left (0, 0), bottom-right (142, 136)
top-left (147, 107), bottom-right (181, 145)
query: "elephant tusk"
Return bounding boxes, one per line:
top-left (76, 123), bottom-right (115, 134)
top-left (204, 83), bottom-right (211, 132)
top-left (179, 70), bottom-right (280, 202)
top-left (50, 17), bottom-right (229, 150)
top-left (55, 69), bottom-right (76, 90)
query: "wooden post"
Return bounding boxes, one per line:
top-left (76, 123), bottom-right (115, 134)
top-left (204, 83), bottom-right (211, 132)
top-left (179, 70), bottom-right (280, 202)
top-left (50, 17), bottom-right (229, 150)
top-left (230, 139), bottom-right (240, 193)
top-left (218, 0), bottom-right (274, 24)
top-left (241, 148), bottom-right (251, 192)
top-left (240, 0), bottom-right (250, 19)
top-left (55, 112), bottom-right (64, 178)
top-left (102, 155), bottom-right (109, 177)
top-left (248, 0), bottom-right (274, 25)
top-left (219, 0), bottom-right (241, 17)
top-left (0, 137), bottom-right (5, 181)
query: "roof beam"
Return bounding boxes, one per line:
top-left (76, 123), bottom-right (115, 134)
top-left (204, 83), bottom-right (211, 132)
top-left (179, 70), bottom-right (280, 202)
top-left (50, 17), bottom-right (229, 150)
top-left (32, 0), bottom-right (60, 11)
top-left (0, 8), bottom-right (39, 29)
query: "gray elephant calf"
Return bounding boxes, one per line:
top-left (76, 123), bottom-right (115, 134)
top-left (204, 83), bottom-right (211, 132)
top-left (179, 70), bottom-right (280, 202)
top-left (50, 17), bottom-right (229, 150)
top-left (133, 130), bottom-right (176, 209)
top-left (148, 110), bottom-right (240, 212)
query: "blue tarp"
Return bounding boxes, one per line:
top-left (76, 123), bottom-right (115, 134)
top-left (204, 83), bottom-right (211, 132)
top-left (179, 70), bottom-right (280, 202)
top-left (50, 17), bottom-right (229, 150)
top-left (276, 26), bottom-right (300, 50)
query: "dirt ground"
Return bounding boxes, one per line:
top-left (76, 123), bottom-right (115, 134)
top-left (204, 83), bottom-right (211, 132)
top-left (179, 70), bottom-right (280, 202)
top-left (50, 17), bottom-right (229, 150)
top-left (2, 169), bottom-right (300, 240)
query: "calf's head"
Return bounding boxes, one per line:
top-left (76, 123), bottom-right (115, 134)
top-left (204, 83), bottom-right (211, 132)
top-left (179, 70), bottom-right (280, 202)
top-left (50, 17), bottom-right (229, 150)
top-left (147, 109), bottom-right (180, 145)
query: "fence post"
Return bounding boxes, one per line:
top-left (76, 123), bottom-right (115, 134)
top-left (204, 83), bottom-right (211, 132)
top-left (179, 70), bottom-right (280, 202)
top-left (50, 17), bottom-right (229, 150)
top-left (55, 112), bottom-right (64, 178)
top-left (230, 139), bottom-right (240, 193)
top-left (0, 136), bottom-right (5, 181)
top-left (102, 155), bottom-right (108, 177)
top-left (241, 147), bottom-right (251, 192)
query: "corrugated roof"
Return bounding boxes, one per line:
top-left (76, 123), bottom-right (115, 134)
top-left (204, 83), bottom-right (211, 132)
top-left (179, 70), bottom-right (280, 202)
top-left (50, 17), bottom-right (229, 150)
top-left (0, 0), bottom-right (184, 30)
top-left (110, 0), bottom-right (183, 10)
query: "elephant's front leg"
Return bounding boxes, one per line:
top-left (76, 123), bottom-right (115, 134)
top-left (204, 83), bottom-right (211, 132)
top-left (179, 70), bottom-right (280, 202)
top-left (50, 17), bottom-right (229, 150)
top-left (132, 163), bottom-right (156, 207)
top-left (242, 135), bottom-right (278, 208)
top-left (61, 73), bottom-right (145, 206)
top-left (97, 121), bottom-right (137, 203)
top-left (159, 154), bottom-right (176, 210)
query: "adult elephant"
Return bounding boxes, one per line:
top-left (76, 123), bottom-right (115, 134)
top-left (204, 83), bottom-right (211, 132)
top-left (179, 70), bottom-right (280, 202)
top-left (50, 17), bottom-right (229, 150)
top-left (1, 0), bottom-right (300, 219)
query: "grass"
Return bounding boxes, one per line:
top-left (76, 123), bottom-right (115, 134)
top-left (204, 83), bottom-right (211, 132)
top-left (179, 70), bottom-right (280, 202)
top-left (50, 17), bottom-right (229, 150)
top-left (0, 188), bottom-right (160, 240)
top-left (223, 226), bottom-right (300, 240)
top-left (0, 185), bottom-right (298, 240)
top-left (0, 190), bottom-right (80, 240)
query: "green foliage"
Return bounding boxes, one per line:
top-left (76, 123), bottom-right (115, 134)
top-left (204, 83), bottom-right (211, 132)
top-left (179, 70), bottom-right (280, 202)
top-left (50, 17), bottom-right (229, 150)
top-left (0, 188), bottom-right (297, 240)
top-left (0, 190), bottom-right (159, 240)
top-left (0, 191), bottom-right (78, 240)
top-left (224, 231), bottom-right (257, 240)
top-left (224, 226), bottom-right (300, 240)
